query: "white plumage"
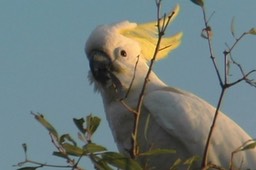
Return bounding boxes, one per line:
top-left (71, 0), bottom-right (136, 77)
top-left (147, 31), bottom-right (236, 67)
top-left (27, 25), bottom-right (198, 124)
top-left (85, 5), bottom-right (256, 169)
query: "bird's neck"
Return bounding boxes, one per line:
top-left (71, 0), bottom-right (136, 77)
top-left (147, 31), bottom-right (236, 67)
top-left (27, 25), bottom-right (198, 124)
top-left (101, 68), bottom-right (167, 105)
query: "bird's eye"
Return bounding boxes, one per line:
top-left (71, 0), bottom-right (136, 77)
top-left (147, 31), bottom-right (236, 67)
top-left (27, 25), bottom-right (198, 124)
top-left (120, 50), bottom-right (127, 57)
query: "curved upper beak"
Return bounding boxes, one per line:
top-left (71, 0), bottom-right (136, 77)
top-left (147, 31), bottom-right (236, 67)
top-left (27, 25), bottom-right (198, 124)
top-left (88, 50), bottom-right (113, 84)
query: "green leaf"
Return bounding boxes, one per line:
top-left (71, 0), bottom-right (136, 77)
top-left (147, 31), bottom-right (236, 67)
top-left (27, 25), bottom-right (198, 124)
top-left (241, 141), bottom-right (256, 151)
top-left (248, 27), bottom-right (256, 35)
top-left (144, 114), bottom-right (151, 141)
top-left (62, 143), bottom-right (85, 156)
top-left (53, 151), bottom-right (68, 159)
top-left (32, 112), bottom-right (58, 139)
top-left (73, 118), bottom-right (86, 134)
top-left (90, 154), bottom-right (114, 170)
top-left (83, 143), bottom-right (107, 153)
top-left (139, 148), bottom-right (176, 156)
top-left (101, 152), bottom-right (143, 170)
top-left (231, 17), bottom-right (236, 38)
top-left (183, 155), bottom-right (201, 170)
top-left (60, 134), bottom-right (77, 146)
top-left (191, 0), bottom-right (204, 7)
top-left (86, 114), bottom-right (101, 136)
top-left (170, 158), bottom-right (182, 170)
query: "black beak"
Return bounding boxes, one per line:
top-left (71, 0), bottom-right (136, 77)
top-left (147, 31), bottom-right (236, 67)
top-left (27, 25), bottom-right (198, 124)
top-left (88, 50), bottom-right (123, 94)
top-left (89, 50), bottom-right (113, 84)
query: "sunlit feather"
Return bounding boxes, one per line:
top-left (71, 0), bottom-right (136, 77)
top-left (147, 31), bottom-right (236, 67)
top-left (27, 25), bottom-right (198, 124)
top-left (120, 4), bottom-right (182, 61)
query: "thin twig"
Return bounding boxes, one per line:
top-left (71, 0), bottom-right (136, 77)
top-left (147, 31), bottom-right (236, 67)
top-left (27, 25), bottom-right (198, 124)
top-left (206, 11), bottom-right (215, 25)
top-left (202, 6), bottom-right (224, 87)
top-left (230, 139), bottom-right (256, 170)
top-left (227, 69), bottom-right (256, 87)
top-left (120, 100), bottom-right (137, 115)
top-left (132, 0), bottom-right (176, 157)
top-left (124, 55), bottom-right (141, 99)
top-left (202, 87), bottom-right (227, 167)
top-left (72, 152), bottom-right (85, 170)
top-left (119, 55), bottom-right (140, 116)
top-left (201, 5), bottom-right (256, 168)
top-left (226, 32), bottom-right (247, 54)
top-left (49, 133), bottom-right (82, 169)
top-left (24, 135), bottom-right (84, 170)
top-left (201, 5), bottom-right (224, 167)
top-left (225, 33), bottom-right (256, 88)
top-left (14, 158), bottom-right (74, 169)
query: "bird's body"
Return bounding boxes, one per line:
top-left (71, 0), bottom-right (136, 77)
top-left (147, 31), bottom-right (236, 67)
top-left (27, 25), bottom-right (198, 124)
top-left (85, 5), bottom-right (256, 169)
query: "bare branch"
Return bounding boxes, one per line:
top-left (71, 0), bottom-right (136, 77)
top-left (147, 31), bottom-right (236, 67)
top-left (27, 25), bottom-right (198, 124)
top-left (227, 69), bottom-right (256, 87)
top-left (13, 150), bottom-right (74, 169)
top-left (201, 5), bottom-right (256, 169)
top-left (202, 87), bottom-right (227, 167)
top-left (201, 7), bottom-right (224, 88)
top-left (124, 55), bottom-right (141, 99)
top-left (131, 0), bottom-right (177, 157)
top-left (120, 100), bottom-right (137, 115)
top-left (225, 36), bottom-right (256, 88)
top-left (201, 5), bottom-right (225, 167)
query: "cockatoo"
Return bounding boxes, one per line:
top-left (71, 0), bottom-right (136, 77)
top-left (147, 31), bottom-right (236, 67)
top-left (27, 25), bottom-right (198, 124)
top-left (85, 5), bottom-right (256, 170)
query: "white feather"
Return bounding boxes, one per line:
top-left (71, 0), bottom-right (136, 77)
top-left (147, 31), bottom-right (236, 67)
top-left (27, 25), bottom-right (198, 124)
top-left (144, 88), bottom-right (256, 168)
top-left (85, 6), bottom-right (256, 169)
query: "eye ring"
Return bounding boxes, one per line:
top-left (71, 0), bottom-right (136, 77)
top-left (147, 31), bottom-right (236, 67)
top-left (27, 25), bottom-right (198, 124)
top-left (120, 50), bottom-right (127, 57)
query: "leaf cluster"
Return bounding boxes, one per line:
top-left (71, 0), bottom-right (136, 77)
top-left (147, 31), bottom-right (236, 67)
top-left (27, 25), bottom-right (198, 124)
top-left (15, 112), bottom-right (142, 170)
top-left (15, 1), bottom-right (256, 170)
top-left (15, 112), bottom-right (201, 170)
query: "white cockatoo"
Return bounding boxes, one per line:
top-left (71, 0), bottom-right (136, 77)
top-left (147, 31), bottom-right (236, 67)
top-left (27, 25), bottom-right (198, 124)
top-left (85, 5), bottom-right (256, 170)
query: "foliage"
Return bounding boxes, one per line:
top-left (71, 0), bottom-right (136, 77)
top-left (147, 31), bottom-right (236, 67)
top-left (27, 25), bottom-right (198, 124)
top-left (14, 0), bottom-right (256, 170)
top-left (15, 112), bottom-right (199, 170)
top-left (190, 0), bottom-right (204, 7)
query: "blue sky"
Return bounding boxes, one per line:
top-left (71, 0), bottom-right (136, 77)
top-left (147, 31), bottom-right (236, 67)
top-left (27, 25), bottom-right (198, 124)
top-left (1, 0), bottom-right (256, 169)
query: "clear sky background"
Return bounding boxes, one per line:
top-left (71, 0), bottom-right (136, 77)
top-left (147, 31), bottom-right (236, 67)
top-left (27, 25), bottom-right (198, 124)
top-left (1, 0), bottom-right (256, 169)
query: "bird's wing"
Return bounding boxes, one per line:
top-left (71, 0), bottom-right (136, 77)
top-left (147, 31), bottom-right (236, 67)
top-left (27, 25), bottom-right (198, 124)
top-left (144, 87), bottom-right (214, 150)
top-left (143, 87), bottom-right (254, 166)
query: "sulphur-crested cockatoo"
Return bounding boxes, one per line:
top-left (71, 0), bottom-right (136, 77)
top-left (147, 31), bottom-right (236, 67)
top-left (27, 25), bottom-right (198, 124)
top-left (85, 5), bottom-right (256, 170)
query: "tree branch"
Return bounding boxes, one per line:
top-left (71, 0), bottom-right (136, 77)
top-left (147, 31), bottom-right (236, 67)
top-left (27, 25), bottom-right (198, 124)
top-left (200, 4), bottom-right (256, 168)
top-left (132, 0), bottom-right (176, 157)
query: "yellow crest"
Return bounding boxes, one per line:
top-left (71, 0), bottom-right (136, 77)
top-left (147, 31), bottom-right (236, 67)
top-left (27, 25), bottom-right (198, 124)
top-left (120, 5), bottom-right (182, 61)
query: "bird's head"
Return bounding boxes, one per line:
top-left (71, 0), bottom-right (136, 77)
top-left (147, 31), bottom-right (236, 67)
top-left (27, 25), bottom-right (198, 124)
top-left (85, 5), bottom-right (182, 97)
